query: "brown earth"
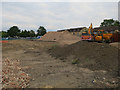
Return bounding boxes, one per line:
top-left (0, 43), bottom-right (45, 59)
top-left (39, 31), bottom-right (80, 45)
top-left (2, 40), bottom-right (120, 88)
top-left (48, 41), bottom-right (119, 72)
top-left (109, 42), bottom-right (120, 49)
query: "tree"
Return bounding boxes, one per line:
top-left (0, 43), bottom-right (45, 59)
top-left (7, 26), bottom-right (20, 37)
top-left (37, 26), bottom-right (46, 36)
top-left (19, 30), bottom-right (25, 37)
top-left (1, 31), bottom-right (8, 38)
top-left (19, 30), bottom-right (35, 37)
top-left (100, 19), bottom-right (120, 27)
top-left (20, 30), bottom-right (29, 37)
top-left (29, 30), bottom-right (35, 37)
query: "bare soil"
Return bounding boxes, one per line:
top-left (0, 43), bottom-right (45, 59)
top-left (2, 40), bottom-right (120, 88)
top-left (109, 42), bottom-right (120, 49)
top-left (39, 31), bottom-right (80, 45)
top-left (48, 41), bottom-right (119, 72)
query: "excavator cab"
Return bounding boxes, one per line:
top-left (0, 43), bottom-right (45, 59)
top-left (81, 32), bottom-right (92, 40)
top-left (81, 32), bottom-right (89, 36)
top-left (97, 30), bottom-right (104, 35)
top-left (80, 23), bottom-right (94, 41)
top-left (94, 30), bottom-right (104, 42)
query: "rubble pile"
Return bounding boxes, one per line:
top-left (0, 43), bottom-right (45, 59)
top-left (2, 58), bottom-right (31, 88)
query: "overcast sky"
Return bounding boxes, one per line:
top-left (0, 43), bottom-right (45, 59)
top-left (2, 2), bottom-right (118, 32)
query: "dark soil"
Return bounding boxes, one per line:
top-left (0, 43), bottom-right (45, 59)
top-left (48, 41), bottom-right (119, 72)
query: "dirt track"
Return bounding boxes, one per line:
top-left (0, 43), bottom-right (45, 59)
top-left (2, 40), bottom-right (119, 88)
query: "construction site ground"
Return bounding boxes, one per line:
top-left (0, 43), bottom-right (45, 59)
top-left (2, 40), bottom-right (120, 88)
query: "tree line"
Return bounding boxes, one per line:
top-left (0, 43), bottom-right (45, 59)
top-left (100, 19), bottom-right (120, 27)
top-left (1, 19), bottom-right (120, 38)
top-left (1, 26), bottom-right (46, 38)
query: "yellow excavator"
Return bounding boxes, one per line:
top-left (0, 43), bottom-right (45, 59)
top-left (95, 30), bottom-right (113, 42)
top-left (81, 23), bottom-right (113, 42)
top-left (81, 23), bottom-right (94, 41)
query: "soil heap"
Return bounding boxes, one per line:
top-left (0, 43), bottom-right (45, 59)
top-left (48, 41), bottom-right (119, 72)
top-left (39, 31), bottom-right (81, 45)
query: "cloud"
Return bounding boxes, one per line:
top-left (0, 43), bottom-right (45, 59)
top-left (2, 0), bottom-right (120, 2)
top-left (2, 2), bottom-right (118, 31)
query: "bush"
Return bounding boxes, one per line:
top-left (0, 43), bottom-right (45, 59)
top-left (72, 58), bottom-right (79, 64)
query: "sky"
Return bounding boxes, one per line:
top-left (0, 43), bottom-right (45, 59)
top-left (1, 1), bottom-right (119, 32)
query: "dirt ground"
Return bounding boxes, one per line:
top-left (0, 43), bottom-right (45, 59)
top-left (48, 41), bottom-right (119, 71)
top-left (2, 40), bottom-right (120, 88)
top-left (39, 31), bottom-right (80, 45)
top-left (109, 42), bottom-right (120, 49)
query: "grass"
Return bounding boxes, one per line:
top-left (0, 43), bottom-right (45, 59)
top-left (72, 58), bottom-right (79, 64)
top-left (52, 44), bottom-right (59, 49)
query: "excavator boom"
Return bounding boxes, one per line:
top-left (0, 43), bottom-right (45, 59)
top-left (80, 23), bottom-right (94, 41)
top-left (88, 23), bottom-right (93, 35)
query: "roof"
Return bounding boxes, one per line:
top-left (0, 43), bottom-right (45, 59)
top-left (93, 26), bottom-right (119, 32)
top-left (57, 27), bottom-right (86, 32)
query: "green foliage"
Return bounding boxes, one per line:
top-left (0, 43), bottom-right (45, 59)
top-left (19, 30), bottom-right (35, 37)
top-left (29, 30), bottom-right (35, 37)
top-left (52, 44), bottom-right (58, 49)
top-left (86, 58), bottom-right (89, 61)
top-left (19, 30), bottom-right (29, 37)
top-left (1, 31), bottom-right (8, 37)
top-left (100, 19), bottom-right (120, 27)
top-left (7, 26), bottom-right (20, 37)
top-left (72, 58), bottom-right (79, 64)
top-left (2, 25), bottom-right (46, 38)
top-left (6, 25), bottom-right (36, 38)
top-left (37, 26), bottom-right (46, 36)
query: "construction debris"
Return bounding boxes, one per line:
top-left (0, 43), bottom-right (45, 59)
top-left (2, 58), bottom-right (31, 88)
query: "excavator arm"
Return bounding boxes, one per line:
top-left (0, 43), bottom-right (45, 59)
top-left (88, 23), bottom-right (93, 35)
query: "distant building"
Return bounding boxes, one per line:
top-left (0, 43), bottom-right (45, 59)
top-left (93, 26), bottom-right (119, 32)
top-left (57, 27), bottom-right (87, 36)
top-left (57, 26), bottom-right (119, 37)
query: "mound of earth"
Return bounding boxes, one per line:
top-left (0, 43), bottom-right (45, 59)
top-left (109, 42), bottom-right (120, 49)
top-left (48, 41), bottom-right (119, 72)
top-left (39, 31), bottom-right (80, 45)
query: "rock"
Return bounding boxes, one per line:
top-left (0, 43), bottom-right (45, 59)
top-left (103, 77), bottom-right (106, 80)
top-left (102, 46), bottom-right (104, 48)
top-left (112, 81), bottom-right (116, 84)
top-left (43, 85), bottom-right (54, 88)
top-left (41, 74), bottom-right (43, 76)
top-left (66, 75), bottom-right (69, 77)
top-left (32, 78), bottom-right (35, 81)
top-left (92, 79), bottom-right (96, 84)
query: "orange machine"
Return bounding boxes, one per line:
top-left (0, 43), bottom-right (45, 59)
top-left (103, 33), bottom-right (112, 42)
top-left (94, 30), bottom-right (113, 42)
top-left (94, 30), bottom-right (104, 42)
top-left (81, 23), bottom-right (94, 41)
top-left (81, 23), bottom-right (117, 43)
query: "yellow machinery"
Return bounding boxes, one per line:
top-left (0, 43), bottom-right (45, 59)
top-left (81, 23), bottom-right (113, 42)
top-left (94, 30), bottom-right (104, 42)
top-left (94, 30), bottom-right (113, 42)
top-left (81, 23), bottom-right (94, 41)
top-left (103, 32), bottom-right (112, 42)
